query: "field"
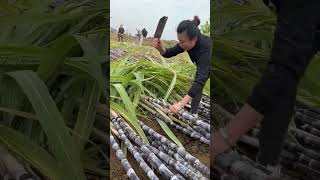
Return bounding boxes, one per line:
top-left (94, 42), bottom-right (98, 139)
top-left (110, 32), bottom-right (211, 180)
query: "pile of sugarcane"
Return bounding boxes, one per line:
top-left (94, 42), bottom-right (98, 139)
top-left (110, 111), bottom-right (210, 180)
top-left (140, 95), bottom-right (210, 145)
top-left (232, 105), bottom-right (320, 180)
top-left (184, 95), bottom-right (210, 122)
top-left (212, 149), bottom-right (282, 180)
top-left (0, 146), bottom-right (36, 180)
top-left (110, 48), bottom-right (128, 61)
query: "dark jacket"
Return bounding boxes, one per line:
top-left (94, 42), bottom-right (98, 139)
top-left (162, 34), bottom-right (212, 98)
top-left (118, 27), bottom-right (124, 34)
top-left (142, 28), bottom-right (148, 38)
top-left (263, 0), bottom-right (279, 12)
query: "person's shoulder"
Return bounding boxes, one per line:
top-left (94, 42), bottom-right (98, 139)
top-left (199, 34), bottom-right (212, 49)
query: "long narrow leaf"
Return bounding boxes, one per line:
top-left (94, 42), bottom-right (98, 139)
top-left (74, 80), bottom-right (101, 150)
top-left (7, 70), bottom-right (86, 180)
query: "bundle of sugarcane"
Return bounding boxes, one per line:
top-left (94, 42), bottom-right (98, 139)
top-left (210, 103), bottom-right (320, 179)
top-left (140, 96), bottom-right (210, 143)
top-left (111, 111), bottom-right (210, 179)
top-left (213, 150), bottom-right (276, 180)
top-left (111, 115), bottom-right (182, 180)
top-left (143, 133), bottom-right (209, 180)
top-left (241, 131), bottom-right (320, 168)
top-left (149, 140), bottom-right (206, 177)
top-left (138, 120), bottom-right (210, 177)
top-left (236, 126), bottom-right (320, 180)
top-left (111, 119), bottom-right (159, 180)
top-left (110, 133), bottom-right (140, 180)
top-left (141, 130), bottom-right (209, 179)
top-left (110, 48), bottom-right (129, 61)
top-left (139, 99), bottom-right (210, 144)
top-left (141, 95), bottom-right (210, 131)
top-left (0, 146), bottom-right (36, 180)
top-left (146, 144), bottom-right (207, 180)
top-left (295, 108), bottom-right (320, 149)
top-left (138, 145), bottom-right (185, 180)
top-left (198, 95), bottom-right (210, 114)
top-left (184, 95), bottom-right (210, 121)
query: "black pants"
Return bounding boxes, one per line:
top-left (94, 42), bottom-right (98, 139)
top-left (247, 0), bottom-right (320, 165)
top-left (191, 90), bottom-right (203, 114)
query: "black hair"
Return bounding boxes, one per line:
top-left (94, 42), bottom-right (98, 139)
top-left (177, 16), bottom-right (201, 40)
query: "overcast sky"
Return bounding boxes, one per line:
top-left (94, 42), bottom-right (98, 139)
top-left (110, 0), bottom-right (210, 40)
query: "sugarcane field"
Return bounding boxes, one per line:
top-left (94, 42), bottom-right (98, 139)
top-left (0, 1), bottom-right (108, 180)
top-left (1, 0), bottom-right (320, 180)
top-left (110, 30), bottom-right (211, 179)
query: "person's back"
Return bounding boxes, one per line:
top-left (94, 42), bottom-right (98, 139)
top-left (142, 28), bottom-right (148, 38)
top-left (118, 26), bottom-right (124, 34)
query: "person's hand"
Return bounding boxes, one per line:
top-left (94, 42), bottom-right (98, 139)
top-left (169, 102), bottom-right (183, 113)
top-left (148, 37), bottom-right (163, 51)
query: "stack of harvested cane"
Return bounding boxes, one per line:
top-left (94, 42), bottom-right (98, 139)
top-left (110, 110), bottom-right (210, 180)
top-left (140, 95), bottom-right (210, 145)
top-left (234, 105), bottom-right (320, 180)
top-left (0, 146), bottom-right (36, 180)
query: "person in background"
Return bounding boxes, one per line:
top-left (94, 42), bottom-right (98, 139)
top-left (149, 16), bottom-right (212, 117)
top-left (142, 28), bottom-right (148, 40)
top-left (211, 0), bottom-right (320, 177)
top-left (118, 25), bottom-right (125, 42)
top-left (136, 28), bottom-right (143, 46)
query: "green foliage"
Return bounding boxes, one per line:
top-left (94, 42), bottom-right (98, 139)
top-left (212, 0), bottom-right (320, 113)
top-left (0, 0), bottom-right (108, 179)
top-left (200, 20), bottom-right (210, 37)
top-left (110, 42), bottom-right (210, 145)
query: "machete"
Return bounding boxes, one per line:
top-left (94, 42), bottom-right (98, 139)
top-left (154, 16), bottom-right (168, 39)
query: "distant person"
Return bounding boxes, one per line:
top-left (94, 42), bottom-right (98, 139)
top-left (142, 28), bottom-right (148, 39)
top-left (136, 28), bottom-right (143, 46)
top-left (149, 16), bottom-right (212, 117)
top-left (118, 25), bottom-right (125, 42)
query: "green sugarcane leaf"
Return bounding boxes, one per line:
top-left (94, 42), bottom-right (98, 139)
top-left (7, 70), bottom-right (86, 180)
top-left (111, 84), bottom-right (149, 144)
top-left (164, 69), bottom-right (177, 101)
top-left (155, 118), bottom-right (183, 147)
top-left (0, 126), bottom-right (64, 180)
top-left (74, 80), bottom-right (101, 150)
top-left (37, 35), bottom-right (78, 81)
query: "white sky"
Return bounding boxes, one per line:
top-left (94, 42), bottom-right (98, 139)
top-left (110, 0), bottom-right (210, 40)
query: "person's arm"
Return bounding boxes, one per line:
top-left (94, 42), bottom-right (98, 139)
top-left (169, 50), bottom-right (211, 113)
top-left (161, 43), bottom-right (184, 58)
top-left (149, 38), bottom-right (184, 57)
top-left (169, 95), bottom-right (192, 113)
top-left (187, 51), bottom-right (210, 98)
top-left (157, 46), bottom-right (166, 55)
